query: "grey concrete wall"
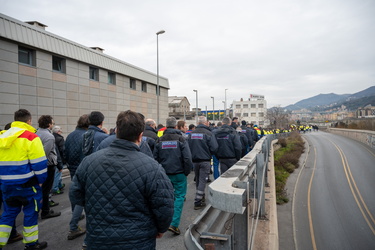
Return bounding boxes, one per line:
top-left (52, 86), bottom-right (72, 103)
top-left (327, 128), bottom-right (375, 149)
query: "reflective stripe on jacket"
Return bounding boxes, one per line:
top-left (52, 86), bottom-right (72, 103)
top-left (0, 121), bottom-right (47, 185)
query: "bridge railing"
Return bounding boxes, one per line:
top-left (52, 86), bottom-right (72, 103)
top-left (184, 133), bottom-right (288, 250)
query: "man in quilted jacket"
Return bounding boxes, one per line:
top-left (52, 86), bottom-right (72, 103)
top-left (70, 110), bottom-right (174, 250)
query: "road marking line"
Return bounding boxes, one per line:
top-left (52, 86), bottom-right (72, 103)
top-left (293, 135), bottom-right (311, 250)
top-left (329, 139), bottom-right (375, 235)
top-left (307, 146), bottom-right (318, 250)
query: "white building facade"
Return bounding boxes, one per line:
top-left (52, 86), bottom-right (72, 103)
top-left (232, 94), bottom-right (268, 126)
top-left (0, 14), bottom-right (169, 133)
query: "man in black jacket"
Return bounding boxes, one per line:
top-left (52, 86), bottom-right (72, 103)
top-left (154, 116), bottom-right (193, 235)
top-left (213, 117), bottom-right (242, 174)
top-left (188, 116), bottom-right (218, 210)
top-left (142, 118), bottom-right (158, 152)
top-left (240, 120), bottom-right (254, 151)
top-left (70, 110), bottom-right (174, 249)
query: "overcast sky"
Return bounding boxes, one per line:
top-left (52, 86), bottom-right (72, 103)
top-left (2, 0), bottom-right (374, 110)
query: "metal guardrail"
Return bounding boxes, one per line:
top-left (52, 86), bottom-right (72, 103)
top-left (185, 133), bottom-right (288, 250)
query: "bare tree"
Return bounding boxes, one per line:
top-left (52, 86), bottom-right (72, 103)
top-left (266, 106), bottom-right (290, 129)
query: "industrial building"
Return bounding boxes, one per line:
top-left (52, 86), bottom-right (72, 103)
top-left (0, 13), bottom-right (169, 133)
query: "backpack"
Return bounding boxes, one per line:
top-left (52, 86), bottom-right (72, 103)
top-left (82, 130), bottom-right (96, 156)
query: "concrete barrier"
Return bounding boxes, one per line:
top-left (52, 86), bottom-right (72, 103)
top-left (327, 128), bottom-right (375, 149)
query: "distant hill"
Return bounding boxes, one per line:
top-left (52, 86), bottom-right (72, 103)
top-left (318, 95), bottom-right (375, 111)
top-left (284, 86), bottom-right (375, 111)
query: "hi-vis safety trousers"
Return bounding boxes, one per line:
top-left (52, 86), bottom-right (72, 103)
top-left (0, 184), bottom-right (42, 248)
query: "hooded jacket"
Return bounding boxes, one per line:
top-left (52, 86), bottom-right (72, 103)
top-left (213, 124), bottom-right (242, 160)
top-left (0, 121), bottom-right (47, 185)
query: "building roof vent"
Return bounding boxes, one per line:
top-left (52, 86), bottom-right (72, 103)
top-left (25, 21), bottom-right (48, 30)
top-left (90, 47), bottom-right (105, 53)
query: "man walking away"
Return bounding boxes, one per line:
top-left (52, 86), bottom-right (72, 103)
top-left (64, 114), bottom-right (89, 241)
top-left (154, 117), bottom-right (193, 235)
top-left (213, 117), bottom-right (242, 175)
top-left (36, 115), bottom-right (61, 220)
top-left (70, 110), bottom-right (174, 249)
top-left (0, 109), bottom-right (48, 249)
top-left (82, 111), bottom-right (108, 156)
top-left (188, 116), bottom-right (218, 210)
top-left (143, 118), bottom-right (158, 152)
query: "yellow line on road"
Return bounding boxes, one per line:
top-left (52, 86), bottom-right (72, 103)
top-left (307, 146), bottom-right (318, 250)
top-left (329, 139), bottom-right (375, 235)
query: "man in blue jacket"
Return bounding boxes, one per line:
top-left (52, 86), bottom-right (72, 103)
top-left (64, 114), bottom-right (89, 241)
top-left (188, 116), bottom-right (218, 210)
top-left (70, 110), bottom-right (174, 249)
top-left (154, 117), bottom-right (193, 235)
top-left (82, 111), bottom-right (109, 156)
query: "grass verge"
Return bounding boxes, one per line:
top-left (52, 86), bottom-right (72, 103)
top-left (274, 131), bottom-right (305, 205)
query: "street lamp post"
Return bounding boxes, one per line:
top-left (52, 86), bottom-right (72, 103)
top-left (193, 90), bottom-right (198, 124)
top-left (156, 30), bottom-right (165, 125)
top-left (211, 96), bottom-right (215, 122)
top-left (222, 101), bottom-right (225, 120)
top-left (225, 88), bottom-right (228, 117)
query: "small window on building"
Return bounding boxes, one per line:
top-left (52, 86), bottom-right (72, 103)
top-left (259, 112), bottom-right (264, 117)
top-left (258, 104), bottom-right (264, 108)
top-left (251, 113), bottom-right (256, 117)
top-left (108, 72), bottom-right (116, 85)
top-left (52, 56), bottom-right (65, 73)
top-left (89, 67), bottom-right (99, 81)
top-left (243, 113), bottom-right (249, 117)
top-left (142, 82), bottom-right (147, 92)
top-left (259, 121), bottom-right (264, 125)
top-left (243, 104), bottom-right (248, 108)
top-left (235, 113), bottom-right (241, 117)
top-left (251, 104), bottom-right (256, 108)
top-left (236, 104), bottom-right (241, 109)
top-left (18, 46), bottom-right (35, 66)
top-left (130, 79), bottom-right (136, 90)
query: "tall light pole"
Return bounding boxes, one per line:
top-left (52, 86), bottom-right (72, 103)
top-left (193, 89), bottom-right (198, 124)
top-left (222, 101), bottom-right (225, 120)
top-left (211, 96), bottom-right (215, 122)
top-left (225, 88), bottom-right (228, 117)
top-left (156, 30), bottom-right (165, 125)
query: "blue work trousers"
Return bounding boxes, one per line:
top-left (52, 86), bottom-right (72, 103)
top-left (0, 184), bottom-right (42, 248)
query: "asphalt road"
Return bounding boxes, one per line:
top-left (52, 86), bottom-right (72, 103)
top-left (3, 170), bottom-right (207, 250)
top-left (279, 131), bottom-right (375, 250)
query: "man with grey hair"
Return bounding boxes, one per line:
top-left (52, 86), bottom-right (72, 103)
top-left (213, 117), bottom-right (242, 174)
top-left (188, 116), bottom-right (218, 209)
top-left (154, 117), bottom-right (193, 235)
top-left (143, 118), bottom-right (158, 151)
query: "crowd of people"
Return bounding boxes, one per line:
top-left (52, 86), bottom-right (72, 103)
top-left (0, 109), bottom-right (283, 250)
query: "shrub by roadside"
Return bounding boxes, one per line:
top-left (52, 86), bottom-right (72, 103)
top-left (274, 131), bottom-right (305, 204)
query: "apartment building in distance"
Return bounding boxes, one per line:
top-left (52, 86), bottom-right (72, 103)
top-left (0, 13), bottom-right (169, 133)
top-left (232, 94), bottom-right (268, 126)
